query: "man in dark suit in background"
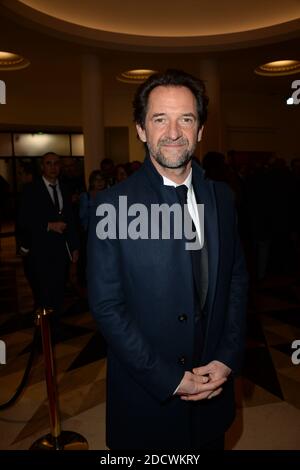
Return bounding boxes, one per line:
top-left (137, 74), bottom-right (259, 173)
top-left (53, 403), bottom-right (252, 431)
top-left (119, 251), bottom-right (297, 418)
top-left (88, 70), bottom-right (248, 450)
top-left (18, 152), bottom-right (79, 338)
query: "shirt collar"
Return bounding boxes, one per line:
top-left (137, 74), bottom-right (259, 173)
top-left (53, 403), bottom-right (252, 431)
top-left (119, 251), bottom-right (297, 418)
top-left (42, 176), bottom-right (59, 187)
top-left (162, 168), bottom-right (192, 189)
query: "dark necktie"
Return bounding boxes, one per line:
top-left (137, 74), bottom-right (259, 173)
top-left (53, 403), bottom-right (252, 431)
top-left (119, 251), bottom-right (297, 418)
top-left (175, 185), bottom-right (208, 311)
top-left (49, 184), bottom-right (60, 214)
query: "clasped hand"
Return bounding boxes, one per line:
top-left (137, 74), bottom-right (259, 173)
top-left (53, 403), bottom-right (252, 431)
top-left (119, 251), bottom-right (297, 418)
top-left (176, 360), bottom-right (231, 401)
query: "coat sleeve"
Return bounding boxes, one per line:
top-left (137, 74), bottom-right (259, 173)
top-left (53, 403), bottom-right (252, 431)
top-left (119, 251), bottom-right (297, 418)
top-left (87, 193), bottom-right (184, 402)
top-left (17, 183), bottom-right (48, 247)
top-left (63, 189), bottom-right (79, 252)
top-left (214, 199), bottom-right (248, 374)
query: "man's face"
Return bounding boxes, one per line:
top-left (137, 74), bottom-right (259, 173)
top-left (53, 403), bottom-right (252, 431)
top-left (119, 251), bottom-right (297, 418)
top-left (62, 158), bottom-right (76, 177)
top-left (42, 154), bottom-right (61, 181)
top-left (136, 85), bottom-right (203, 169)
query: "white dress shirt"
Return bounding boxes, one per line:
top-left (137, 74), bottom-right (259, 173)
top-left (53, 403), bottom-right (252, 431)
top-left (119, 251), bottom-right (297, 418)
top-left (162, 168), bottom-right (202, 246)
top-left (42, 176), bottom-right (63, 213)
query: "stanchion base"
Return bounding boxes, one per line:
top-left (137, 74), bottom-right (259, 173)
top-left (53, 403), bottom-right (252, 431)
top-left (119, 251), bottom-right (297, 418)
top-left (30, 431), bottom-right (89, 450)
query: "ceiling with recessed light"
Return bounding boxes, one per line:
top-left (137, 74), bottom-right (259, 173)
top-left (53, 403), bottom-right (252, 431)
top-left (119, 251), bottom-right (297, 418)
top-left (255, 60), bottom-right (300, 76)
top-left (2, 0), bottom-right (300, 51)
top-left (11, 0), bottom-right (300, 35)
top-left (0, 51), bottom-right (30, 70)
top-left (0, 0), bottom-right (299, 126)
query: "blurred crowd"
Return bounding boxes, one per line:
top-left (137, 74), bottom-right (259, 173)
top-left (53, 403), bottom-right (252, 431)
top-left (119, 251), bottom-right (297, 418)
top-left (202, 151), bottom-right (300, 303)
top-left (13, 157), bottom-right (142, 301)
top-left (1, 151), bottom-right (299, 311)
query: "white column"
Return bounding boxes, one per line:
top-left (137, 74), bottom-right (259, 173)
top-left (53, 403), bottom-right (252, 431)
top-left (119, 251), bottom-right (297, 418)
top-left (197, 59), bottom-right (226, 158)
top-left (81, 54), bottom-right (104, 185)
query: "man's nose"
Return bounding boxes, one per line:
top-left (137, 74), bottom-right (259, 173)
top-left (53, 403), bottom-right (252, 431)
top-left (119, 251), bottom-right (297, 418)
top-left (167, 120), bottom-right (182, 140)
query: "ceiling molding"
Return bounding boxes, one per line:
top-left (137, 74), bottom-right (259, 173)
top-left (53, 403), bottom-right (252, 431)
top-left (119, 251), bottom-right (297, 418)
top-left (2, 0), bottom-right (300, 53)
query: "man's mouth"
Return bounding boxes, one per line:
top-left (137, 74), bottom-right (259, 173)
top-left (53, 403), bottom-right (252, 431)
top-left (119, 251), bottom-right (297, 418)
top-left (160, 138), bottom-right (187, 147)
top-left (160, 142), bottom-right (186, 148)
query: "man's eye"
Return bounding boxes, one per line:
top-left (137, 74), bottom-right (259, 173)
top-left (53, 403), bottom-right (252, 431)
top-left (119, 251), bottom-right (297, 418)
top-left (180, 117), bottom-right (194, 125)
top-left (153, 118), bottom-right (166, 124)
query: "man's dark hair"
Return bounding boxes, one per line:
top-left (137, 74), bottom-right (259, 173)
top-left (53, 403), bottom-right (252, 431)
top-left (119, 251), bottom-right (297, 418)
top-left (42, 151), bottom-right (60, 161)
top-left (133, 69), bottom-right (208, 129)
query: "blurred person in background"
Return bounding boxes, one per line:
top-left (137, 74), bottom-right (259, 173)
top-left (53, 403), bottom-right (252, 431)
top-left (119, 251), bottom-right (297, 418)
top-left (18, 152), bottom-right (79, 341)
top-left (114, 164), bottom-right (129, 184)
top-left (78, 170), bottom-right (107, 292)
top-left (100, 158), bottom-right (115, 187)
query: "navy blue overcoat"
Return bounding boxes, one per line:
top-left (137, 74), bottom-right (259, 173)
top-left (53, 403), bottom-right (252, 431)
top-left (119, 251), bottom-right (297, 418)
top-left (88, 157), bottom-right (248, 449)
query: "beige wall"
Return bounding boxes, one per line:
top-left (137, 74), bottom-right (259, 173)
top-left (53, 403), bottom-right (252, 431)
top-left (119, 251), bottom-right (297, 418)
top-left (0, 70), bottom-right (145, 162)
top-left (0, 60), bottom-right (81, 127)
top-left (104, 88), bottom-right (144, 162)
top-left (1, 71), bottom-right (299, 163)
top-left (223, 91), bottom-right (300, 161)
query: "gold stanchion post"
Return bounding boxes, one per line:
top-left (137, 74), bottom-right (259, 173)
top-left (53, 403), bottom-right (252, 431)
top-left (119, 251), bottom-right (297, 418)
top-left (30, 308), bottom-right (89, 450)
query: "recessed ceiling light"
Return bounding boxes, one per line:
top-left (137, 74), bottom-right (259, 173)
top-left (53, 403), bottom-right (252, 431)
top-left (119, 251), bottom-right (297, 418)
top-left (117, 69), bottom-right (158, 84)
top-left (0, 51), bottom-right (30, 71)
top-left (255, 60), bottom-right (300, 77)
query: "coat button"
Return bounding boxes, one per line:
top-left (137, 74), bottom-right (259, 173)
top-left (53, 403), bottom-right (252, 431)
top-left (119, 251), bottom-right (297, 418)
top-left (178, 356), bottom-right (186, 365)
top-left (178, 314), bottom-right (187, 322)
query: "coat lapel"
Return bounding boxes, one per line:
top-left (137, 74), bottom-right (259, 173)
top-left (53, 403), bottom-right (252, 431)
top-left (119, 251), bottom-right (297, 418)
top-left (143, 156), bottom-right (219, 313)
top-left (37, 179), bottom-right (58, 220)
top-left (192, 164), bottom-right (219, 315)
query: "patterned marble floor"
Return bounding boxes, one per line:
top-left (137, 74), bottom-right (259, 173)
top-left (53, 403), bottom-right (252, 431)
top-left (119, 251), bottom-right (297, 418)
top-left (0, 235), bottom-right (300, 450)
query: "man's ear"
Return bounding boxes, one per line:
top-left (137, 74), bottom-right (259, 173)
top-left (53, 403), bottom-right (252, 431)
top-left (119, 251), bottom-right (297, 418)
top-left (136, 124), bottom-right (147, 143)
top-left (197, 126), bottom-right (204, 142)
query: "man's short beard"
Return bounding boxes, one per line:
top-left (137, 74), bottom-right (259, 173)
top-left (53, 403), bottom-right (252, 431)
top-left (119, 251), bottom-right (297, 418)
top-left (147, 143), bottom-right (195, 169)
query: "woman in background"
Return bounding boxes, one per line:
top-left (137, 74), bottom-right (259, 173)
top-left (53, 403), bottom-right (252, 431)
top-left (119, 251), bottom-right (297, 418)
top-left (79, 170), bottom-right (107, 231)
top-left (78, 170), bottom-right (107, 292)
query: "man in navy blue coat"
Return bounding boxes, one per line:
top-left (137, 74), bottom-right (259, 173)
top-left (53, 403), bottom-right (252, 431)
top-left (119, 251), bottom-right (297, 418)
top-left (88, 70), bottom-right (248, 450)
